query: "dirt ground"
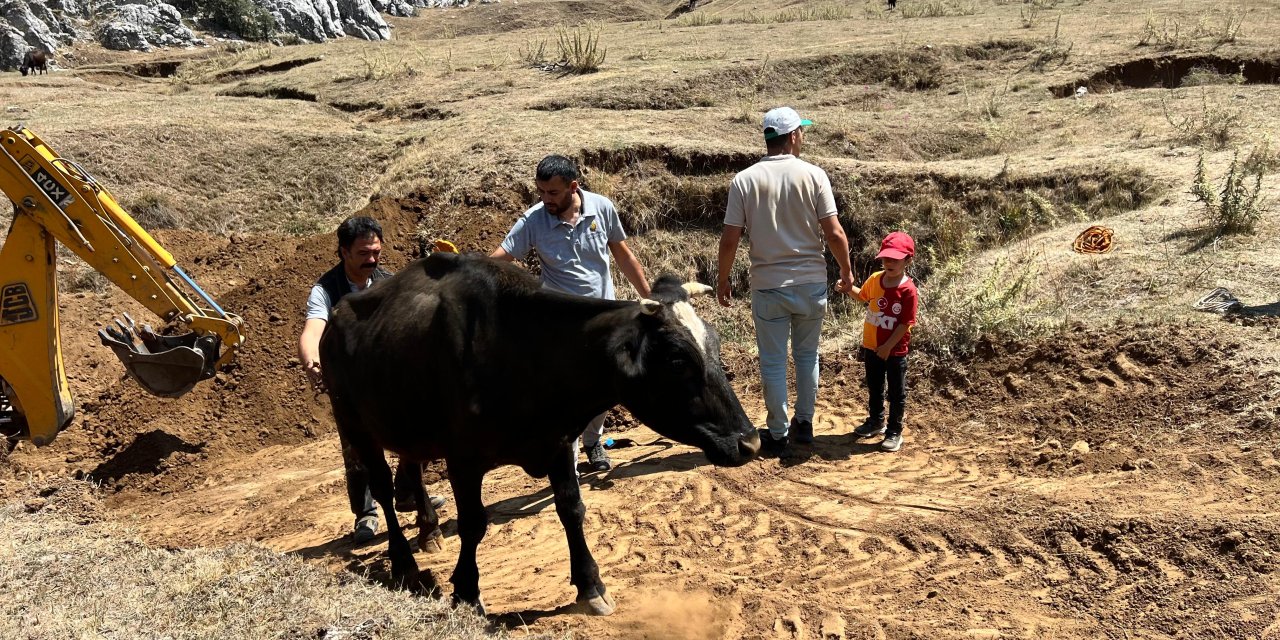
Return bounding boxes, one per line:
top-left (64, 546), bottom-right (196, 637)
top-left (3, 0), bottom-right (1280, 636)
top-left (5, 206), bottom-right (1279, 638)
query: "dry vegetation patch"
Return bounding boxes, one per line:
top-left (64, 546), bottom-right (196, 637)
top-left (0, 479), bottom-right (536, 640)
top-left (533, 43), bottom-right (1036, 111)
top-left (5, 0), bottom-right (1280, 635)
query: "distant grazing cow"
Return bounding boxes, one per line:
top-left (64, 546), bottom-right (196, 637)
top-left (19, 49), bottom-right (47, 77)
top-left (320, 252), bottom-right (760, 615)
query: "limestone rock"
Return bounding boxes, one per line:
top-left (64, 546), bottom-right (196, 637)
top-left (98, 2), bottom-right (202, 51)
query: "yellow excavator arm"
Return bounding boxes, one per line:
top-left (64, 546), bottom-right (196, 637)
top-left (0, 125), bottom-right (244, 446)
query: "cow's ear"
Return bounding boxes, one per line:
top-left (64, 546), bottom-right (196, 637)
top-left (639, 299), bottom-right (662, 315)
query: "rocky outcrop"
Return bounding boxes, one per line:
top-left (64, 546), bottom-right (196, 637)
top-left (334, 0), bottom-right (388, 39)
top-left (1, 0), bottom-right (70, 53)
top-left (367, 0), bottom-right (499, 15)
top-left (0, 0), bottom-right (422, 62)
top-left (369, 0), bottom-right (414, 17)
top-left (97, 0), bottom-right (203, 51)
top-left (253, 0), bottom-right (388, 42)
top-left (0, 22), bottom-right (29, 71)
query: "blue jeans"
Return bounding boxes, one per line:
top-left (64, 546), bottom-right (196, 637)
top-left (751, 282), bottom-right (828, 438)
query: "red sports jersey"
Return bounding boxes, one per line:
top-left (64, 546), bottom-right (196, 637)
top-left (857, 271), bottom-right (919, 356)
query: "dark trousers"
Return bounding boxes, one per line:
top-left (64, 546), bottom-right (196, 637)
top-left (339, 432), bottom-right (377, 519)
top-left (339, 431), bottom-right (419, 520)
top-left (863, 347), bottom-right (908, 437)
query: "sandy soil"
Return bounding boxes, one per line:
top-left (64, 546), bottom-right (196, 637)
top-left (7, 207), bottom-right (1279, 639)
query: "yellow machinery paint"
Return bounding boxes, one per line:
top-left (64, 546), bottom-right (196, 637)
top-left (0, 125), bottom-right (244, 446)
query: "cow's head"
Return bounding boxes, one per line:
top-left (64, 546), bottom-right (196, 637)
top-left (612, 275), bottom-right (760, 466)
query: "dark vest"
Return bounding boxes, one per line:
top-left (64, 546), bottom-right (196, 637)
top-left (316, 263), bottom-right (392, 310)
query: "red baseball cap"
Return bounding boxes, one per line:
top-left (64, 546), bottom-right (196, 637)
top-left (876, 231), bottom-right (915, 260)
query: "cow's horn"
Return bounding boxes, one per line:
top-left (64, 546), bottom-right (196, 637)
top-left (682, 282), bottom-right (713, 297)
top-left (639, 299), bottom-right (662, 315)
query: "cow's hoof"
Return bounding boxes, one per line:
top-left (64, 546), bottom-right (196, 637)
top-left (574, 591), bottom-right (616, 616)
top-left (451, 593), bottom-right (487, 616)
top-left (391, 561), bottom-right (421, 591)
top-left (416, 572), bottom-right (444, 599)
top-left (418, 529), bottom-right (445, 554)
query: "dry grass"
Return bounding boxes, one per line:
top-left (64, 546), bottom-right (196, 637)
top-left (1162, 90), bottom-right (1248, 150)
top-left (0, 479), bottom-right (544, 640)
top-left (900, 0), bottom-right (978, 18)
top-left (1137, 6), bottom-right (1248, 48)
top-left (675, 3), bottom-right (860, 27)
top-left (1180, 65), bottom-right (1245, 87)
top-left (915, 249), bottom-right (1048, 361)
top-left (4, 0), bottom-right (1280, 635)
top-left (10, 88), bottom-right (400, 236)
top-left (1244, 134), bottom-right (1280, 173)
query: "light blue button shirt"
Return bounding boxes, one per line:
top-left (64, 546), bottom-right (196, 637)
top-left (500, 188), bottom-right (626, 300)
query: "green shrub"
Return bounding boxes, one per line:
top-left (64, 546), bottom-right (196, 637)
top-left (916, 254), bottom-right (1042, 360)
top-left (1192, 150), bottom-right (1266, 234)
top-left (206, 0), bottom-right (276, 41)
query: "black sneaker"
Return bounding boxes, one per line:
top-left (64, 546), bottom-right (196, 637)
top-left (585, 441), bottom-right (612, 471)
top-left (757, 428), bottom-right (789, 456)
top-left (853, 418), bottom-right (886, 438)
top-left (792, 418), bottom-right (813, 445)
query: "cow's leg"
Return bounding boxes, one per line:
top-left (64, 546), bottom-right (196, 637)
top-left (447, 466), bottom-right (488, 614)
top-left (404, 461), bottom-right (444, 553)
top-left (549, 444), bottom-right (615, 616)
top-left (330, 398), bottom-right (426, 592)
top-left (360, 445), bottom-right (427, 590)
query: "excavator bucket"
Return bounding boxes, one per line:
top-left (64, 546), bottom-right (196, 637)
top-left (98, 314), bottom-right (221, 398)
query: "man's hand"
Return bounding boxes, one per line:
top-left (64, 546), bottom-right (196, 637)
top-left (836, 272), bottom-right (856, 295)
top-left (304, 360), bottom-right (327, 394)
top-left (717, 226), bottom-right (744, 308)
top-left (875, 344), bottom-right (892, 361)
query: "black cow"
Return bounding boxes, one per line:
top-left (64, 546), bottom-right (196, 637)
top-left (20, 49), bottom-right (47, 77)
top-left (320, 252), bottom-right (760, 615)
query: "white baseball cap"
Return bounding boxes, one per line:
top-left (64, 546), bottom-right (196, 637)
top-left (762, 107), bottom-right (813, 140)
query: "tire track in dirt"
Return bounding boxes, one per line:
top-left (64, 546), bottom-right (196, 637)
top-left (71, 320), bottom-right (1280, 638)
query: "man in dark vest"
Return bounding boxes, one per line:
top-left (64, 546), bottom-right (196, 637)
top-left (298, 216), bottom-right (446, 545)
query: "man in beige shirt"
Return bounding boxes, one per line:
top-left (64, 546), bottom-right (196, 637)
top-left (717, 107), bottom-right (854, 454)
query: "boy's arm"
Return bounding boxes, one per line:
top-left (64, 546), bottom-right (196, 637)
top-left (875, 324), bottom-right (909, 360)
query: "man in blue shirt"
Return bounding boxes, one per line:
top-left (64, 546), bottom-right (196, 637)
top-left (490, 155), bottom-right (652, 472)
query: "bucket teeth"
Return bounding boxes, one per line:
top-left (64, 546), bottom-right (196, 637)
top-left (98, 314), bottom-right (221, 398)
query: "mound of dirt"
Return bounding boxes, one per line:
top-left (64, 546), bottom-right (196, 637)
top-left (5, 193), bottom-right (1279, 640)
top-left (3, 195), bottom-right (475, 490)
top-left (916, 321), bottom-right (1280, 478)
top-left (0, 477), bottom-right (105, 525)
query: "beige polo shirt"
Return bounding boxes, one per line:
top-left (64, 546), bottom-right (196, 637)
top-left (724, 154), bottom-right (838, 291)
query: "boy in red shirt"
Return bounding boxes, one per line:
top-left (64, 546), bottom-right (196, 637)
top-left (851, 232), bottom-right (919, 452)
